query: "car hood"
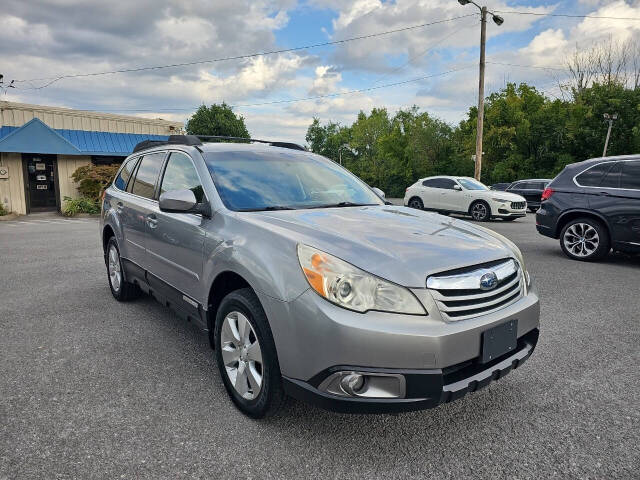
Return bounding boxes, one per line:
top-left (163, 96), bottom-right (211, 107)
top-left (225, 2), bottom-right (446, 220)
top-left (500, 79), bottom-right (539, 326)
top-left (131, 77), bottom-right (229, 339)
top-left (477, 190), bottom-right (526, 202)
top-left (240, 205), bottom-right (517, 288)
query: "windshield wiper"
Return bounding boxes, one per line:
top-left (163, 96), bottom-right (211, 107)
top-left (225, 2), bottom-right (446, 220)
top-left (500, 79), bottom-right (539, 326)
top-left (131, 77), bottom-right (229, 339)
top-left (239, 206), bottom-right (295, 212)
top-left (306, 202), bottom-right (379, 209)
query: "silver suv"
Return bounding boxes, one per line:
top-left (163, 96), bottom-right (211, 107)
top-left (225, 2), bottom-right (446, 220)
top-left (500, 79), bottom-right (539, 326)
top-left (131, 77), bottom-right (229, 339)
top-left (101, 135), bottom-right (540, 418)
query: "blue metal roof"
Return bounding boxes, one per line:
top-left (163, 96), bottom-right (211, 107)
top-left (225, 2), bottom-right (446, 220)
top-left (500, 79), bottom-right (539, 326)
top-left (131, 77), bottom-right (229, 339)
top-left (0, 118), bottom-right (169, 156)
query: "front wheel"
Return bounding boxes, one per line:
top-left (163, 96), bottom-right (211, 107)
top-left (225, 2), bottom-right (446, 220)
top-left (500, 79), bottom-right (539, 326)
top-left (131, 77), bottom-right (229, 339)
top-left (215, 288), bottom-right (285, 418)
top-left (560, 218), bottom-right (610, 261)
top-left (469, 201), bottom-right (491, 222)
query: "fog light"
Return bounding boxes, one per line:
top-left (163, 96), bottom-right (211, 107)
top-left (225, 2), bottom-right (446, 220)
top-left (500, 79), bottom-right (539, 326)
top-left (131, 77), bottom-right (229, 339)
top-left (318, 371), bottom-right (406, 398)
top-left (340, 373), bottom-right (365, 395)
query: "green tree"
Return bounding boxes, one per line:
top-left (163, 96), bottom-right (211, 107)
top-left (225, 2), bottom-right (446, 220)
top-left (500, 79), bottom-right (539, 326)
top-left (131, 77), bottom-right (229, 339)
top-left (186, 103), bottom-right (250, 138)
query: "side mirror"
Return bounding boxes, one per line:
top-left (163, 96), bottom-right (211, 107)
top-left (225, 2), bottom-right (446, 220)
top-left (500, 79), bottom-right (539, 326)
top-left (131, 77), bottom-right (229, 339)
top-left (159, 189), bottom-right (210, 216)
top-left (453, 184), bottom-right (462, 191)
top-left (372, 187), bottom-right (386, 199)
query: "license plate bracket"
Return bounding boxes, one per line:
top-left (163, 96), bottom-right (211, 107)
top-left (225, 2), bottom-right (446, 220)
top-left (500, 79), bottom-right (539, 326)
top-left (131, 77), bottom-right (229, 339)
top-left (481, 319), bottom-right (518, 363)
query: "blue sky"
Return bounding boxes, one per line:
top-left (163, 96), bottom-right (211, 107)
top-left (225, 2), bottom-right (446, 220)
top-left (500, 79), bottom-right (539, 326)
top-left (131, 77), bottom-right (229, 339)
top-left (1, 0), bottom-right (640, 142)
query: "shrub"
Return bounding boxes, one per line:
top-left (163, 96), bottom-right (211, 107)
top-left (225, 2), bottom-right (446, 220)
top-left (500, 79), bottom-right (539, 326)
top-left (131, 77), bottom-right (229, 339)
top-left (0, 202), bottom-right (7, 216)
top-left (62, 196), bottom-right (100, 217)
top-left (71, 164), bottom-right (120, 202)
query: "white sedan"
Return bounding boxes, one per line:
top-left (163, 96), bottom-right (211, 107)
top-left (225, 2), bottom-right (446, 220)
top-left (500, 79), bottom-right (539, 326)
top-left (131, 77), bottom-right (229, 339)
top-left (404, 176), bottom-right (527, 221)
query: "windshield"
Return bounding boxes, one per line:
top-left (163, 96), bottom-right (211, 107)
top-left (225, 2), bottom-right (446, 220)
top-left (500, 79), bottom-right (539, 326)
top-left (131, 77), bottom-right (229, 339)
top-left (457, 178), bottom-right (489, 191)
top-left (204, 149), bottom-right (384, 211)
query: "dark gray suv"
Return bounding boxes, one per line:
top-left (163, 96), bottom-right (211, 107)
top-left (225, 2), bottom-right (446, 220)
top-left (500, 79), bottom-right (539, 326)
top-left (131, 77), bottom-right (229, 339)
top-left (101, 135), bottom-right (540, 418)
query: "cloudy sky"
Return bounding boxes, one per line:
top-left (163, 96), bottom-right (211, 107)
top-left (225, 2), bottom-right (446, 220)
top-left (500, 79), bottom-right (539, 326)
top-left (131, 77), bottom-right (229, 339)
top-left (1, 0), bottom-right (640, 142)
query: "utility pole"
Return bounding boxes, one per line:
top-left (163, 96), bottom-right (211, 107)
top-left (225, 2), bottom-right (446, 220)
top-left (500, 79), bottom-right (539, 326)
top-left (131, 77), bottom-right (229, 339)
top-left (338, 143), bottom-right (349, 166)
top-left (602, 113), bottom-right (618, 157)
top-left (457, 1), bottom-right (503, 181)
top-left (475, 6), bottom-right (487, 181)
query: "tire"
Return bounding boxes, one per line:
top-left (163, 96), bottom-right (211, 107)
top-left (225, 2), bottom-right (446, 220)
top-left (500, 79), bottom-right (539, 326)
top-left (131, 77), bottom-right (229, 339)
top-left (408, 197), bottom-right (423, 209)
top-left (214, 288), bottom-right (285, 418)
top-left (469, 201), bottom-right (491, 222)
top-left (106, 237), bottom-right (140, 301)
top-left (502, 217), bottom-right (518, 222)
top-left (559, 217), bottom-right (610, 262)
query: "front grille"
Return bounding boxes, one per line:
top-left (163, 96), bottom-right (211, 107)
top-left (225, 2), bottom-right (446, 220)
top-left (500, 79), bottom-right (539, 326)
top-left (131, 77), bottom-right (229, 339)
top-left (426, 259), bottom-right (524, 321)
top-left (510, 201), bottom-right (526, 210)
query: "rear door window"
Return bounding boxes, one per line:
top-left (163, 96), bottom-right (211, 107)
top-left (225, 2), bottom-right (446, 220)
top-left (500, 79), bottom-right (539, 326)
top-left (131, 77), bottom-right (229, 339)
top-left (114, 157), bottom-right (139, 191)
top-left (430, 178), bottom-right (456, 189)
top-left (620, 160), bottom-right (640, 190)
top-left (130, 152), bottom-right (166, 199)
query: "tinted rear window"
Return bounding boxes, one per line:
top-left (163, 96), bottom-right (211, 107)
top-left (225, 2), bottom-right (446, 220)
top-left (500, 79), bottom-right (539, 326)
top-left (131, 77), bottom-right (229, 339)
top-left (575, 162), bottom-right (615, 187)
top-left (130, 152), bottom-right (166, 199)
top-left (114, 157), bottom-right (138, 190)
top-left (600, 162), bottom-right (622, 188)
top-left (621, 160), bottom-right (640, 190)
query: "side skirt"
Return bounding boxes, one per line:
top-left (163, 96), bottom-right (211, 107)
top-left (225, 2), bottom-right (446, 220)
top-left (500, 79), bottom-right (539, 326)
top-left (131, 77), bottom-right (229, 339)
top-left (121, 258), bottom-right (208, 331)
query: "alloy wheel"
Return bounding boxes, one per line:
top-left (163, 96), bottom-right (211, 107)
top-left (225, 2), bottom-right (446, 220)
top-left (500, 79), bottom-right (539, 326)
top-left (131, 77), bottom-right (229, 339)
top-left (220, 311), bottom-right (263, 400)
top-left (563, 222), bottom-right (600, 258)
top-left (108, 245), bottom-right (122, 292)
top-left (471, 203), bottom-right (488, 221)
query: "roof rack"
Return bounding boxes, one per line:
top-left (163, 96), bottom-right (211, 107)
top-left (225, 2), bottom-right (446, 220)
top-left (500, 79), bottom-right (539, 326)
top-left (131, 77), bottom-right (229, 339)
top-left (132, 134), bottom-right (306, 153)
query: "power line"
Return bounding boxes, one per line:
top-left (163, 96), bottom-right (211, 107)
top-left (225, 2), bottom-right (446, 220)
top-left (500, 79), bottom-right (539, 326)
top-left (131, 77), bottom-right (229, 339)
top-left (43, 65), bottom-right (475, 113)
top-left (230, 66), bottom-right (475, 108)
top-left (13, 14), bottom-right (477, 89)
top-left (494, 10), bottom-right (640, 21)
top-left (370, 19), bottom-right (478, 88)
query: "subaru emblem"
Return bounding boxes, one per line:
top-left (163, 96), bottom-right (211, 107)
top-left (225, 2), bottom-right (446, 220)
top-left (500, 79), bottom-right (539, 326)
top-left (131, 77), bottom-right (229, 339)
top-left (479, 272), bottom-right (498, 291)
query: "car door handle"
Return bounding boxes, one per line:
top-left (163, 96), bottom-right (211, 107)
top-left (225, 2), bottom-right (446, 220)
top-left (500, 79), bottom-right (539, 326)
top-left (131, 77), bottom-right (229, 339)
top-left (598, 191), bottom-right (611, 196)
top-left (146, 214), bottom-right (158, 229)
top-left (116, 202), bottom-right (124, 213)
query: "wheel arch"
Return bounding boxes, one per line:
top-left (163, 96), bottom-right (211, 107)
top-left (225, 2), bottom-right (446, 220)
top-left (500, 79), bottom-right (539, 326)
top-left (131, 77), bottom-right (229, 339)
top-left (206, 270), bottom-right (254, 332)
top-left (555, 209), bottom-right (611, 241)
top-left (102, 224), bottom-right (115, 255)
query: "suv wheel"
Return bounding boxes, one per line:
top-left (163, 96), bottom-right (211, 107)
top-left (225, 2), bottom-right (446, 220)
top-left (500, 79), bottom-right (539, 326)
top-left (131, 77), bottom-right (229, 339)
top-left (470, 201), bottom-right (491, 222)
top-left (408, 197), bottom-right (423, 209)
top-left (106, 237), bottom-right (140, 301)
top-left (214, 288), bottom-right (285, 418)
top-left (560, 218), bottom-right (610, 261)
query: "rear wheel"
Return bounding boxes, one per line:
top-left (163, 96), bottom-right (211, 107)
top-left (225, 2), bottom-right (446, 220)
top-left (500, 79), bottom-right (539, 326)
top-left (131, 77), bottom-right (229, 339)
top-left (106, 237), bottom-right (140, 301)
top-left (408, 197), bottom-right (423, 210)
top-left (215, 288), bottom-right (285, 418)
top-left (469, 201), bottom-right (491, 222)
top-left (560, 218), bottom-right (610, 261)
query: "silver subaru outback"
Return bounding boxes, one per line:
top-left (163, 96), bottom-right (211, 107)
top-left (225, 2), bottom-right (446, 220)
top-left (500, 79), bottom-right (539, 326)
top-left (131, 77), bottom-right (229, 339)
top-left (100, 135), bottom-right (540, 418)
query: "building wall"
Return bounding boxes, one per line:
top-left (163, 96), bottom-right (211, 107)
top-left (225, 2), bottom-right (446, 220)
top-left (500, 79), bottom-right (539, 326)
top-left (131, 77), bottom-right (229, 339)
top-left (0, 154), bottom-right (95, 215)
top-left (0, 101), bottom-right (183, 135)
top-left (0, 152), bottom-right (26, 215)
top-left (57, 156), bottom-right (92, 203)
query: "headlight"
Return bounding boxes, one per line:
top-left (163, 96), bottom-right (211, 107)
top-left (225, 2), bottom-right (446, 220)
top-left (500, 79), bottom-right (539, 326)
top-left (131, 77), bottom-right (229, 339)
top-left (492, 197), bottom-right (510, 203)
top-left (297, 244), bottom-right (426, 315)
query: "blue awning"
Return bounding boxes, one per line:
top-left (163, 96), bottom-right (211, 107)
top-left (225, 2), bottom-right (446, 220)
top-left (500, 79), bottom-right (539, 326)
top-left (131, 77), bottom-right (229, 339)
top-left (0, 118), bottom-right (169, 156)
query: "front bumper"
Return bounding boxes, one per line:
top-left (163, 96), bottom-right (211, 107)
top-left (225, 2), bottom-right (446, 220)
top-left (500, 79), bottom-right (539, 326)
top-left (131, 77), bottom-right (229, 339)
top-left (492, 200), bottom-right (527, 218)
top-left (283, 328), bottom-right (539, 413)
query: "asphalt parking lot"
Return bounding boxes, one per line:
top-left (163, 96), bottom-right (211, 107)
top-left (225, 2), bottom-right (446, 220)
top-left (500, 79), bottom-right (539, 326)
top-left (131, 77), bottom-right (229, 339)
top-left (1, 212), bottom-right (638, 479)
